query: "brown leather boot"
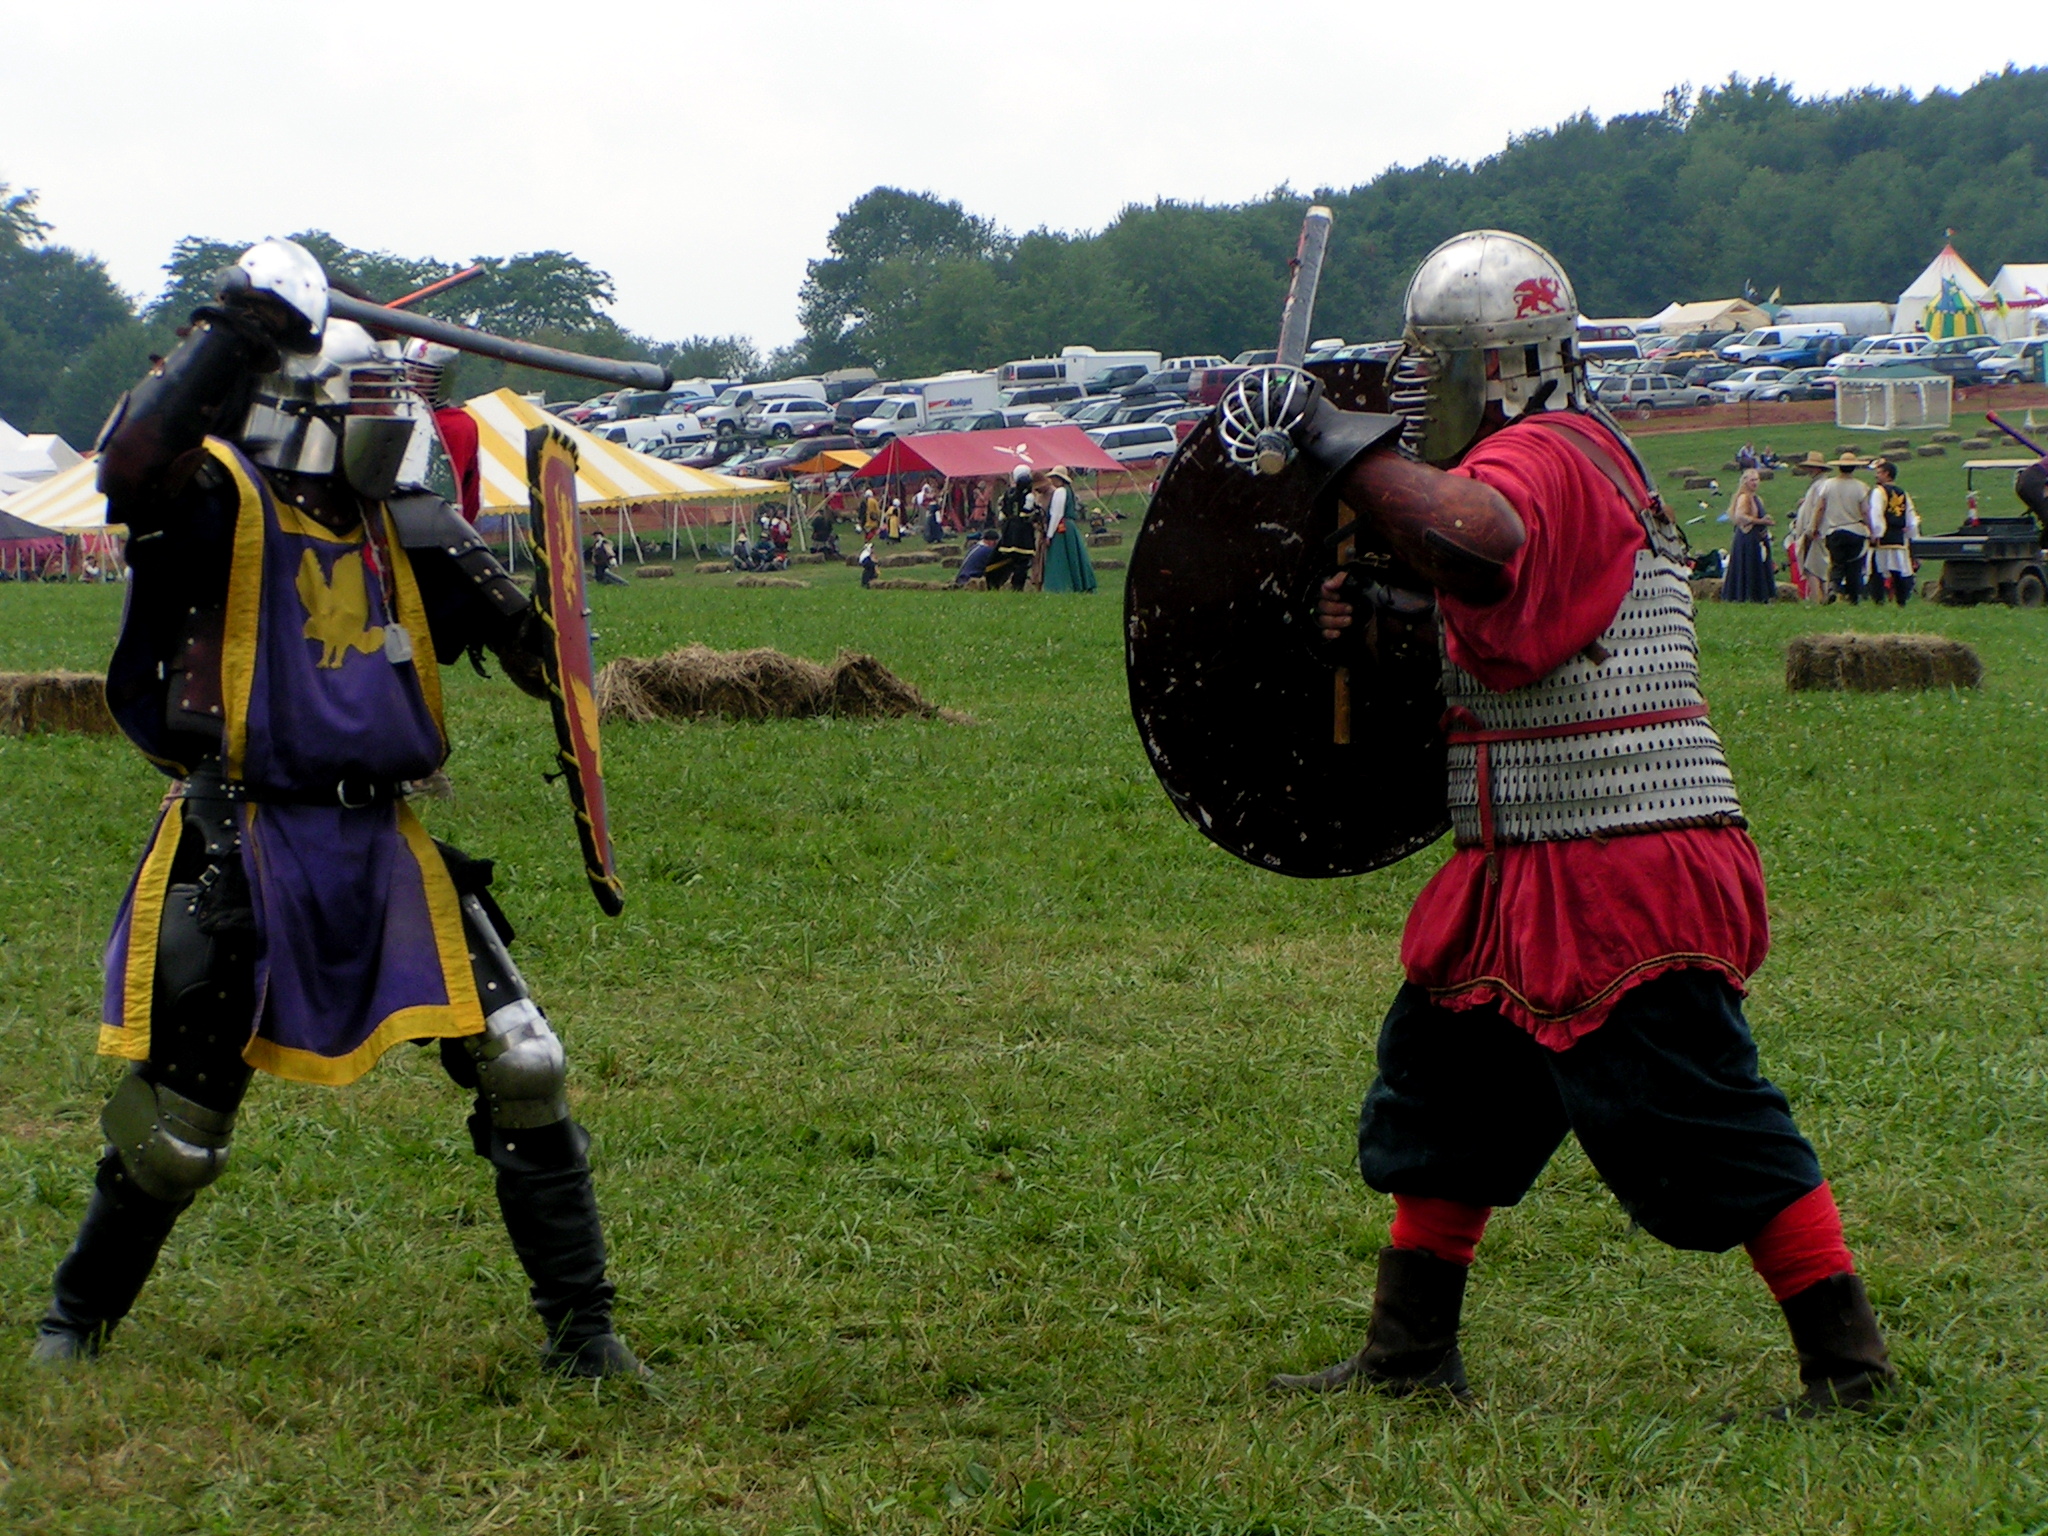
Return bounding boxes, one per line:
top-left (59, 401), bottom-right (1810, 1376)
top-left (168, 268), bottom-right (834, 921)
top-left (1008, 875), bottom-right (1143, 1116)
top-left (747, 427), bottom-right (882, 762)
top-left (1269, 1247), bottom-right (1475, 1402)
top-left (1773, 1272), bottom-right (1895, 1417)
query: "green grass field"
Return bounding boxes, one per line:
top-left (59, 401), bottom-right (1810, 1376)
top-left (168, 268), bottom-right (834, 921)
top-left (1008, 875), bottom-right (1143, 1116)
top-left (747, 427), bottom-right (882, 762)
top-left (3, 482), bottom-right (2047, 1532)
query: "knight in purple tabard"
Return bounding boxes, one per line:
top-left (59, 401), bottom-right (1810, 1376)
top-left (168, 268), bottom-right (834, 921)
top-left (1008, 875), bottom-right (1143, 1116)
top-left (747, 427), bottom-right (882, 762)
top-left (32, 239), bottom-right (645, 1378)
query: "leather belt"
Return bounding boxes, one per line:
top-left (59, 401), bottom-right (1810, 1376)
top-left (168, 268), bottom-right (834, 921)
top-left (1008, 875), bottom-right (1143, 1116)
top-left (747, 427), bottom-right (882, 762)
top-left (179, 765), bottom-right (403, 810)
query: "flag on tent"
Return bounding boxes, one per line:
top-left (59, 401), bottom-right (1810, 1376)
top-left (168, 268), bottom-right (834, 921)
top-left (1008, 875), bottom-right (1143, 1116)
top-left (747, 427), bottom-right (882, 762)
top-left (1924, 275), bottom-right (1986, 339)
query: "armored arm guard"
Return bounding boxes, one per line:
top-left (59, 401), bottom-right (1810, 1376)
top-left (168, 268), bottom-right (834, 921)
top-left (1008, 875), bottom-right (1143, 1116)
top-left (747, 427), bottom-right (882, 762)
top-left (387, 494), bottom-right (550, 698)
top-left (97, 318), bottom-right (273, 518)
top-left (1331, 452), bottom-right (1526, 603)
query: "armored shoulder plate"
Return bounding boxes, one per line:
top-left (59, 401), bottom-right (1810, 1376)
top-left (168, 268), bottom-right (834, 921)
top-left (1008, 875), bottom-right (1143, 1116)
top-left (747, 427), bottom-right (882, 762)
top-left (388, 492), bottom-right (485, 552)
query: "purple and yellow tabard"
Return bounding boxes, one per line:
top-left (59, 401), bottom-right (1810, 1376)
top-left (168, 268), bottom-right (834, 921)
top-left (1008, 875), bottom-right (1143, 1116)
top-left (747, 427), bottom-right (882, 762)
top-left (100, 440), bottom-right (484, 1085)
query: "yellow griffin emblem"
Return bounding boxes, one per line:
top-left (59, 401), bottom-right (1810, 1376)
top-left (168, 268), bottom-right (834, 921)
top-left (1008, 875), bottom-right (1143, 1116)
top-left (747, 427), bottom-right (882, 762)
top-left (296, 549), bottom-right (386, 668)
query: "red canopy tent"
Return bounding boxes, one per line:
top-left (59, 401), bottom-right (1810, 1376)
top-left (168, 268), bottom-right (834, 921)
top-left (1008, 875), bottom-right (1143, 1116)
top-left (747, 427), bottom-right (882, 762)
top-left (851, 426), bottom-right (1122, 480)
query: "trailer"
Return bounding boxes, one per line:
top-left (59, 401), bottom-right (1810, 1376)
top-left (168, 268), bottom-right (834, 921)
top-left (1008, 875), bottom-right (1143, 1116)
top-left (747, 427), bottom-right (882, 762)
top-left (1911, 459), bottom-right (2047, 607)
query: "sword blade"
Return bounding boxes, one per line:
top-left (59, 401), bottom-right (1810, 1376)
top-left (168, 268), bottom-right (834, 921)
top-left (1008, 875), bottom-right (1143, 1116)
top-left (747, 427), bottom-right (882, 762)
top-left (1275, 205), bottom-right (1333, 368)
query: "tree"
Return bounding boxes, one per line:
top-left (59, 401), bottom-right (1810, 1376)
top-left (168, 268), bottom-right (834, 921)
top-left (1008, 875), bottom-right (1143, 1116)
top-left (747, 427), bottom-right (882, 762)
top-left (797, 188), bottom-right (1003, 369)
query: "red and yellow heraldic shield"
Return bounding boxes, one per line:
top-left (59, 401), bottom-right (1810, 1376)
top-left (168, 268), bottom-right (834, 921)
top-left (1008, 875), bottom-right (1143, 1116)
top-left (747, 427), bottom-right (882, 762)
top-left (526, 425), bottom-right (625, 915)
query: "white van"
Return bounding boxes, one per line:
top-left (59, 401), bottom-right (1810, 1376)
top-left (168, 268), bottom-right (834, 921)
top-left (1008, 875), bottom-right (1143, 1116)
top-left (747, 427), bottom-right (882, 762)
top-left (1162, 355), bottom-right (1227, 372)
top-left (1718, 323), bottom-right (1847, 363)
top-left (698, 378), bottom-right (828, 435)
top-left (997, 357), bottom-right (1070, 389)
top-left (1059, 346), bottom-right (1163, 388)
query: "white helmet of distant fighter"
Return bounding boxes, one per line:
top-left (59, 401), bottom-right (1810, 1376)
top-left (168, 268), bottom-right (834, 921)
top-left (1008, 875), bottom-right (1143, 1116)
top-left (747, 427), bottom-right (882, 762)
top-left (1389, 229), bottom-right (1589, 464)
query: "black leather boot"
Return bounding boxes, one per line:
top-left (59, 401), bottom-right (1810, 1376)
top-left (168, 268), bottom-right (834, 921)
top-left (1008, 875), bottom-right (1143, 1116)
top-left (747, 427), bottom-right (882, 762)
top-left (483, 1116), bottom-right (648, 1379)
top-left (1270, 1246), bottom-right (1475, 1402)
top-left (1773, 1271), bottom-right (1895, 1416)
top-left (31, 1151), bottom-right (190, 1364)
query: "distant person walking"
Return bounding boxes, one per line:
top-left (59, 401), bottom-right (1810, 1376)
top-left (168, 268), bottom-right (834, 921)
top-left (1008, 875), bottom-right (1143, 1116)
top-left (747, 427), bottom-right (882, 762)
top-left (1719, 469), bottom-right (1775, 602)
top-left (1813, 454), bottom-right (1873, 604)
top-left (1866, 458), bottom-right (1920, 605)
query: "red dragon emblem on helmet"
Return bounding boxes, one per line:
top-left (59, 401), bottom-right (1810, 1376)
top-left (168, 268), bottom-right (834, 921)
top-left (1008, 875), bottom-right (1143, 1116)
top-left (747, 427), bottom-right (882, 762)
top-left (1512, 276), bottom-right (1565, 317)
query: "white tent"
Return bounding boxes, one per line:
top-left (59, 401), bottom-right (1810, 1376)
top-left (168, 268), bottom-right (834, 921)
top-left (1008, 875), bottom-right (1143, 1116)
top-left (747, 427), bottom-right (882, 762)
top-left (1643, 298), bottom-right (1771, 335)
top-left (0, 431), bottom-right (82, 485)
top-left (1894, 245), bottom-right (1989, 336)
top-left (1987, 264), bottom-right (2048, 341)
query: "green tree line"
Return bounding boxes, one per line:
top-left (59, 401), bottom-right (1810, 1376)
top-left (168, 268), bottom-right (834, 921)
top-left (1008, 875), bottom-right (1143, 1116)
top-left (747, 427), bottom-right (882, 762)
top-left (6, 68), bottom-right (2047, 447)
top-left (799, 68), bottom-right (2048, 375)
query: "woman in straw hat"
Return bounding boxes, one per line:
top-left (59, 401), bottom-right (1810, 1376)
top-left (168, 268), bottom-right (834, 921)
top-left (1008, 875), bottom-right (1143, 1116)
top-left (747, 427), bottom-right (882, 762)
top-left (1039, 467), bottom-right (1097, 594)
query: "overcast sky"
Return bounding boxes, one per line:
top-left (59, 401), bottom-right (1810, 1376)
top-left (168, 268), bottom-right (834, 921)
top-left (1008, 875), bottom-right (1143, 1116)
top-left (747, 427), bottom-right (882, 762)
top-left (2, 2), bottom-right (2040, 348)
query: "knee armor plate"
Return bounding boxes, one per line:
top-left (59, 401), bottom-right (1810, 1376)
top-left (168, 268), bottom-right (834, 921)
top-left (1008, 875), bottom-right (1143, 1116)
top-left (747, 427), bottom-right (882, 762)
top-left (101, 1070), bottom-right (236, 1202)
top-left (468, 999), bottom-right (571, 1130)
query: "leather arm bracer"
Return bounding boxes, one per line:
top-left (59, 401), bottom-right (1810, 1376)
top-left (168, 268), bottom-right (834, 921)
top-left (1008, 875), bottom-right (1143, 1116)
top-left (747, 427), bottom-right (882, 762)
top-left (1330, 451), bottom-right (1526, 604)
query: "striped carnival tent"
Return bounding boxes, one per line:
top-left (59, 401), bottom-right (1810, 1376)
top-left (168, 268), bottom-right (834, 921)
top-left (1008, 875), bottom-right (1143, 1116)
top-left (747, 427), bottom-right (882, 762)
top-left (1923, 275), bottom-right (1987, 339)
top-left (460, 389), bottom-right (776, 509)
top-left (0, 456), bottom-right (112, 530)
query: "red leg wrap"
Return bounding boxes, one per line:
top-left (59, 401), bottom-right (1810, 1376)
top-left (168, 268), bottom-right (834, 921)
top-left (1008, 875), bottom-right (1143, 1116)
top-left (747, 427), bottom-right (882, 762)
top-left (1745, 1182), bottom-right (1856, 1301)
top-left (1389, 1194), bottom-right (1492, 1266)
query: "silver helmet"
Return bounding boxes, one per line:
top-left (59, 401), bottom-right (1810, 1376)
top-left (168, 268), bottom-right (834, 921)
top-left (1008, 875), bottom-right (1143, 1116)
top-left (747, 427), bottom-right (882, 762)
top-left (237, 319), bottom-right (422, 499)
top-left (1389, 229), bottom-right (1588, 464)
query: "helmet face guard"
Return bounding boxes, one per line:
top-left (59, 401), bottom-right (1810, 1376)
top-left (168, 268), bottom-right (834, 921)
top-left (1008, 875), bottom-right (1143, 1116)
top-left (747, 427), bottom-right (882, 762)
top-left (240, 319), bottom-right (433, 499)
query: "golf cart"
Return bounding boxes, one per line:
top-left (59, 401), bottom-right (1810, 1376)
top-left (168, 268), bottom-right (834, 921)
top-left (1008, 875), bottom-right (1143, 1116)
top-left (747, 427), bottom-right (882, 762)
top-left (1911, 459), bottom-right (2047, 607)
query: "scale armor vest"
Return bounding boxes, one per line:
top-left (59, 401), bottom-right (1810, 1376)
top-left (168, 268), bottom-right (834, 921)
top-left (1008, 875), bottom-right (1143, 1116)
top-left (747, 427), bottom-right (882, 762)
top-left (1441, 516), bottom-right (1744, 848)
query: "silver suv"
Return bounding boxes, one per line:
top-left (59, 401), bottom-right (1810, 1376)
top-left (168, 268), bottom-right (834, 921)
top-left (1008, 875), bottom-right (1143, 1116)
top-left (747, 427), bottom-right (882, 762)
top-left (1593, 372), bottom-right (1717, 417)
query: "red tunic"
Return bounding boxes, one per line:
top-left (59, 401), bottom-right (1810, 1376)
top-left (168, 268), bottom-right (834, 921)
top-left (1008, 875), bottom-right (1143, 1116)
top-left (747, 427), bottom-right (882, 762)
top-left (434, 406), bottom-right (482, 523)
top-left (1398, 416), bottom-right (1770, 1051)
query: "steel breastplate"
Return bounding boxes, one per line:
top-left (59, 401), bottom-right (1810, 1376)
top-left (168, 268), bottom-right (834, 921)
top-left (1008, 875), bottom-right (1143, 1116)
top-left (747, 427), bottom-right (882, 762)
top-left (1441, 528), bottom-right (1743, 848)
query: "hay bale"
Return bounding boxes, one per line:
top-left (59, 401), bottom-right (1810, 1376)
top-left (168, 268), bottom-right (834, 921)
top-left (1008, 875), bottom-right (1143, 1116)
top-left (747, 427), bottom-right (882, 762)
top-left (1758, 469), bottom-right (1775, 480)
top-left (1690, 577), bottom-right (1724, 601)
top-left (876, 550), bottom-right (943, 568)
top-left (940, 554), bottom-right (962, 567)
top-left (1883, 437), bottom-right (1912, 449)
top-left (635, 564), bottom-right (674, 580)
top-left (1785, 633), bottom-right (1982, 692)
top-left (1957, 438), bottom-right (1993, 450)
top-left (593, 644), bottom-right (953, 724)
top-left (0, 672), bottom-right (117, 736)
top-left (1915, 445), bottom-right (1946, 457)
top-left (733, 575), bottom-right (810, 589)
top-left (962, 577), bottom-right (988, 591)
top-left (1775, 582), bottom-right (1801, 601)
top-left (1666, 466), bottom-right (1700, 480)
top-left (1085, 531), bottom-right (1123, 547)
top-left (830, 651), bottom-right (937, 718)
top-left (789, 552), bottom-right (828, 564)
top-left (694, 561), bottom-right (729, 575)
top-left (1093, 559), bottom-right (1126, 571)
top-left (866, 577), bottom-right (962, 591)
top-left (1684, 475), bottom-right (1715, 490)
top-left (1722, 460), bottom-right (1744, 471)
top-left (1930, 431), bottom-right (1961, 444)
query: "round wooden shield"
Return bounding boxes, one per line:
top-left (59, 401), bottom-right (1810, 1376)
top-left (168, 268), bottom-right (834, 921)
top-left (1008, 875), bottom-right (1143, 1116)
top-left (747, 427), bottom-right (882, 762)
top-left (1124, 361), bottom-right (1449, 878)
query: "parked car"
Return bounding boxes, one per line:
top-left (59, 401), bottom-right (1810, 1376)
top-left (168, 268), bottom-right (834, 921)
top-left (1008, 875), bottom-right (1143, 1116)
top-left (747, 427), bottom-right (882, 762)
top-left (1751, 367), bottom-right (1836, 402)
top-left (1156, 405), bottom-right (1210, 441)
top-left (1113, 397), bottom-right (1188, 425)
top-left (1718, 323), bottom-right (1847, 364)
top-left (1188, 365), bottom-right (1249, 406)
top-left (1827, 334), bottom-right (1931, 372)
top-left (1708, 367), bottom-right (1790, 402)
top-left (1916, 335), bottom-right (1991, 386)
top-left (1120, 368), bottom-right (1193, 397)
top-left (1231, 349), bottom-right (1278, 367)
top-left (1162, 354), bottom-right (1228, 372)
top-left (1981, 337), bottom-right (2047, 385)
top-left (1678, 360), bottom-right (1737, 388)
top-left (1593, 373), bottom-right (1715, 417)
top-left (1001, 383), bottom-right (1086, 407)
top-left (1081, 364), bottom-right (1150, 395)
top-left (1087, 422), bottom-right (1180, 463)
top-left (744, 397), bottom-right (836, 440)
top-left (1064, 397), bottom-right (1124, 427)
